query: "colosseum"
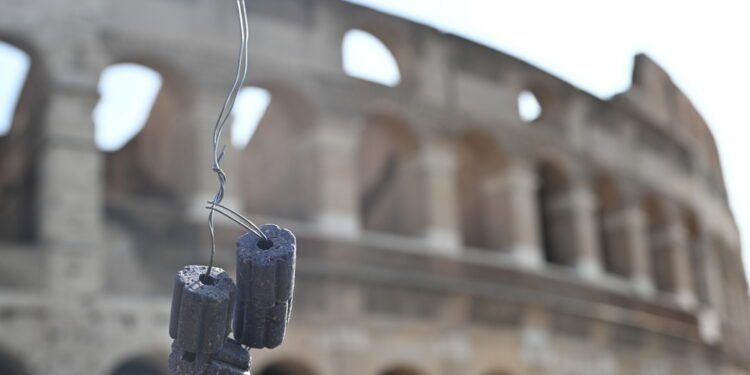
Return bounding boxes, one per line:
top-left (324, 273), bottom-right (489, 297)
top-left (1, 0), bottom-right (749, 374)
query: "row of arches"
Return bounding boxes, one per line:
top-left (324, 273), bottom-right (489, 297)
top-left (0, 25), bottom-right (546, 237)
top-left (455, 129), bottom-right (706, 295)
top-left (0, 35), bottom-right (710, 297)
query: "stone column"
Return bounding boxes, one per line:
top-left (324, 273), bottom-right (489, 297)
top-left (553, 183), bottom-right (602, 279)
top-left (621, 205), bottom-right (656, 297)
top-left (411, 137), bottom-right (461, 253)
top-left (40, 75), bottom-right (104, 297)
top-left (665, 210), bottom-right (697, 309)
top-left (483, 161), bottom-right (543, 268)
top-left (703, 237), bottom-right (727, 315)
top-left (37, 5), bottom-right (108, 374)
top-left (308, 116), bottom-right (361, 238)
top-left (690, 228), bottom-right (712, 306)
top-left (39, 18), bottom-right (109, 298)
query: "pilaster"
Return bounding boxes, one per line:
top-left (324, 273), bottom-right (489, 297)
top-left (555, 183), bottom-right (602, 279)
top-left (621, 205), bottom-right (656, 297)
top-left (483, 161), bottom-right (543, 269)
top-left (309, 116), bottom-right (362, 238)
top-left (410, 137), bottom-right (461, 253)
top-left (664, 207), bottom-right (697, 309)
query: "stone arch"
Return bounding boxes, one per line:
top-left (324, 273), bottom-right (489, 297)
top-left (358, 112), bottom-right (423, 236)
top-left (101, 58), bottom-right (192, 200)
top-left (256, 359), bottom-right (317, 375)
top-left (0, 36), bottom-right (48, 243)
top-left (0, 346), bottom-right (30, 375)
top-left (342, 29), bottom-right (401, 87)
top-left (456, 128), bottom-right (507, 250)
top-left (108, 354), bottom-right (168, 375)
top-left (338, 19), bottom-right (418, 86)
top-left (643, 194), bottom-right (675, 293)
top-left (535, 159), bottom-right (575, 266)
top-left (519, 81), bottom-right (563, 124)
top-left (594, 172), bottom-right (630, 276)
top-left (238, 82), bottom-right (318, 220)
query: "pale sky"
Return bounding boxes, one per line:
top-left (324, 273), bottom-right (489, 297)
top-left (0, 1), bottom-right (748, 277)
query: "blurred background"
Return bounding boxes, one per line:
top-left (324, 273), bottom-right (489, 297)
top-left (0, 0), bottom-right (748, 375)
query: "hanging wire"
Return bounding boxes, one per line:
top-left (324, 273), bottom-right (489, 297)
top-left (206, 202), bottom-right (265, 237)
top-left (205, 0), bottom-right (268, 278)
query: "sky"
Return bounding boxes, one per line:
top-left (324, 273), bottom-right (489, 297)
top-left (0, 0), bottom-right (748, 276)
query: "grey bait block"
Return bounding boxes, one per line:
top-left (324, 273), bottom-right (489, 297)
top-left (169, 339), bottom-right (251, 375)
top-left (234, 224), bottom-right (296, 349)
top-left (169, 265), bottom-right (237, 354)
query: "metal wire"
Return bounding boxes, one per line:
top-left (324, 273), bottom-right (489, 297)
top-left (205, 202), bottom-right (265, 238)
top-left (205, 0), bottom-right (267, 278)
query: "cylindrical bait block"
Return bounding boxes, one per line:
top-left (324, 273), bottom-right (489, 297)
top-left (169, 339), bottom-right (251, 375)
top-left (169, 265), bottom-right (237, 354)
top-left (234, 224), bottom-right (296, 349)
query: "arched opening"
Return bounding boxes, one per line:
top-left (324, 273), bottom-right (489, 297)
top-left (518, 83), bottom-right (563, 125)
top-left (643, 195), bottom-right (675, 293)
top-left (0, 349), bottom-right (28, 375)
top-left (95, 61), bottom-right (190, 294)
top-left (231, 86), bottom-right (271, 149)
top-left (456, 129), bottom-right (506, 250)
top-left (380, 366), bottom-right (425, 375)
top-left (342, 29), bottom-right (401, 87)
top-left (94, 64), bottom-right (163, 152)
top-left (594, 173), bottom-right (630, 276)
top-left (536, 161), bottom-right (575, 265)
top-left (517, 90), bottom-right (542, 123)
top-left (0, 41), bottom-right (30, 136)
top-left (257, 360), bottom-right (316, 375)
top-left (110, 356), bottom-right (167, 375)
top-left (0, 38), bottom-right (46, 243)
top-left (238, 84), bottom-right (316, 220)
top-left (97, 62), bottom-right (189, 200)
top-left (358, 113), bottom-right (422, 236)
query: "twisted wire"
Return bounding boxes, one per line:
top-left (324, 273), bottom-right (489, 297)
top-left (206, 0), bottom-right (267, 278)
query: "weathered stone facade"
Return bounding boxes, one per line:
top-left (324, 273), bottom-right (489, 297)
top-left (0, 0), bottom-right (748, 374)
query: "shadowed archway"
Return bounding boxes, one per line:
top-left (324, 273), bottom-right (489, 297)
top-left (0, 348), bottom-right (29, 375)
top-left (643, 194), bottom-right (675, 293)
top-left (257, 360), bottom-right (316, 375)
top-left (456, 129), bottom-right (506, 250)
top-left (594, 173), bottom-right (629, 276)
top-left (0, 37), bottom-right (48, 243)
top-left (109, 355), bottom-right (167, 375)
top-left (380, 365), bottom-right (426, 375)
top-left (536, 160), bottom-right (574, 265)
top-left (358, 113), bottom-right (423, 236)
